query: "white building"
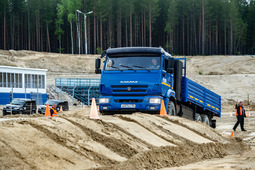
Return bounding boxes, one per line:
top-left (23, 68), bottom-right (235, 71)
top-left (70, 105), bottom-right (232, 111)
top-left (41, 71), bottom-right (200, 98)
top-left (0, 66), bottom-right (47, 105)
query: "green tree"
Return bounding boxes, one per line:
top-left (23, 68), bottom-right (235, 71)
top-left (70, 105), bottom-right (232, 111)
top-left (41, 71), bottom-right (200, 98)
top-left (165, 0), bottom-right (177, 53)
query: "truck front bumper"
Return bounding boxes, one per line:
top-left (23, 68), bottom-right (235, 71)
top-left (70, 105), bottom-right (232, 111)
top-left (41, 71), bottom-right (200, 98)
top-left (99, 96), bottom-right (163, 113)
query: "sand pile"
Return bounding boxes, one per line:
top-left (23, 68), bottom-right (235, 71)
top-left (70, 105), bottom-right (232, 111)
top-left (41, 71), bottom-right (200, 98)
top-left (0, 110), bottom-right (247, 170)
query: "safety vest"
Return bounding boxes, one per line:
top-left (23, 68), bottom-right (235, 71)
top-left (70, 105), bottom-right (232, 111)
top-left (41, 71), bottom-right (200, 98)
top-left (51, 108), bottom-right (58, 117)
top-left (236, 106), bottom-right (242, 116)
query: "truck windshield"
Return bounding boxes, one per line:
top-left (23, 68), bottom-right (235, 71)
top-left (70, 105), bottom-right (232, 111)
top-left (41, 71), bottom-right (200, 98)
top-left (105, 55), bottom-right (161, 71)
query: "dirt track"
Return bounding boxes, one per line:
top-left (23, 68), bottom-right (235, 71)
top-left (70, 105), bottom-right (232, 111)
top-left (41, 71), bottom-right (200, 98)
top-left (0, 109), bottom-right (251, 170)
top-left (1, 50), bottom-right (255, 169)
top-left (0, 50), bottom-right (254, 111)
top-left (163, 112), bottom-right (255, 169)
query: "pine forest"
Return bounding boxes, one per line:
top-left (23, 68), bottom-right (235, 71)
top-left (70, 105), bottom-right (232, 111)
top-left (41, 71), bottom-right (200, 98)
top-left (0, 0), bottom-right (255, 55)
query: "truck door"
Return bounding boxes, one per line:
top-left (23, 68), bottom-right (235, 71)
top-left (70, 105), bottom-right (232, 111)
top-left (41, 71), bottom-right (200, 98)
top-left (162, 57), bottom-right (172, 91)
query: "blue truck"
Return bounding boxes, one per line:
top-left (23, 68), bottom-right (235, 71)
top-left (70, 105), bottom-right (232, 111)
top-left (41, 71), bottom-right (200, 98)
top-left (95, 47), bottom-right (221, 128)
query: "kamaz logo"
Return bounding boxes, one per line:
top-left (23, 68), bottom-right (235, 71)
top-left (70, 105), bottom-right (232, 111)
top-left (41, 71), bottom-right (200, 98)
top-left (120, 81), bottom-right (138, 83)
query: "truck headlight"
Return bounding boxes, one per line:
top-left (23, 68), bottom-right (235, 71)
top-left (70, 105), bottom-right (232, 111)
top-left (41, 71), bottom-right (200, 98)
top-left (99, 98), bottom-right (110, 104)
top-left (149, 98), bottom-right (161, 104)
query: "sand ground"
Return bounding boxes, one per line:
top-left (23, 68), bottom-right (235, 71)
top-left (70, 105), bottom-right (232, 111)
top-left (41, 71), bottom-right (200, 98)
top-left (0, 110), bottom-right (254, 169)
top-left (0, 50), bottom-right (255, 169)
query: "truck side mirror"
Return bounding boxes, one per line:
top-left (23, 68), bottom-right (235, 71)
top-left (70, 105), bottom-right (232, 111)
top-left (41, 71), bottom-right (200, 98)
top-left (100, 50), bottom-right (106, 58)
top-left (95, 58), bottom-right (101, 74)
top-left (167, 68), bottom-right (174, 74)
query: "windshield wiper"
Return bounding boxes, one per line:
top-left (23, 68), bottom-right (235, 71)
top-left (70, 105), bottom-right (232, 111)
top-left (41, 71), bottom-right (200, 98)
top-left (132, 65), bottom-right (151, 72)
top-left (119, 64), bottom-right (136, 72)
top-left (111, 66), bottom-right (123, 72)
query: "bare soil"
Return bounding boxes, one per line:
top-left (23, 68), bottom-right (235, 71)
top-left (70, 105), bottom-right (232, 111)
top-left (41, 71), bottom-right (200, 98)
top-left (0, 50), bottom-right (255, 169)
top-left (0, 110), bottom-right (251, 170)
top-left (1, 50), bottom-right (254, 111)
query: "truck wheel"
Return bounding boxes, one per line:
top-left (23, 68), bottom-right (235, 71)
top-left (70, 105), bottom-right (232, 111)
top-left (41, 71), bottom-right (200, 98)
top-left (201, 114), bottom-right (210, 126)
top-left (167, 101), bottom-right (176, 116)
top-left (195, 113), bottom-right (202, 122)
top-left (101, 111), bottom-right (114, 115)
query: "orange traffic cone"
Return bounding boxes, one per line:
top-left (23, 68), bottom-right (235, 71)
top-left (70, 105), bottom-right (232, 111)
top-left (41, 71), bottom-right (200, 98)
top-left (82, 104), bottom-right (85, 109)
top-left (89, 98), bottom-right (100, 119)
top-left (160, 100), bottom-right (167, 116)
top-left (45, 104), bottom-right (51, 117)
top-left (59, 105), bottom-right (63, 112)
top-left (231, 132), bottom-right (234, 137)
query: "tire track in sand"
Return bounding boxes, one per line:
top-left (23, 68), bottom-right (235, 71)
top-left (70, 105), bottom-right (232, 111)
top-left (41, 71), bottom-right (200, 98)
top-left (159, 116), bottom-right (229, 143)
top-left (27, 121), bottom-right (116, 165)
top-left (0, 138), bottom-right (36, 169)
top-left (117, 115), bottom-right (195, 146)
top-left (62, 117), bottom-right (138, 158)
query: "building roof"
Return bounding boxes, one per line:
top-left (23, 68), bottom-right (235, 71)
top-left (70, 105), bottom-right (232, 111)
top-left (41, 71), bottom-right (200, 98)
top-left (0, 65), bottom-right (47, 72)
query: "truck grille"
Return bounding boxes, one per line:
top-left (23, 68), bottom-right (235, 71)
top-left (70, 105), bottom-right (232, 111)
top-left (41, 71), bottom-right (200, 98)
top-left (111, 85), bottom-right (148, 93)
top-left (114, 99), bottom-right (143, 103)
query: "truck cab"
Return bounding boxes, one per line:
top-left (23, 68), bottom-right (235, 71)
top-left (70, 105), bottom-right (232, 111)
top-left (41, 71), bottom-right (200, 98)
top-left (96, 47), bottom-right (221, 128)
top-left (96, 47), bottom-right (177, 114)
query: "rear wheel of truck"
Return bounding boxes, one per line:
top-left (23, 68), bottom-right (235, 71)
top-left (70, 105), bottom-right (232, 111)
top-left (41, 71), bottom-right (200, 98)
top-left (167, 101), bottom-right (176, 116)
top-left (201, 114), bottom-right (210, 126)
top-left (195, 113), bottom-right (202, 122)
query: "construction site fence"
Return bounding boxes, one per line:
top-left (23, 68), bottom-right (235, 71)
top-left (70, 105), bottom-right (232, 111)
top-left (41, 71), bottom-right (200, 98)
top-left (55, 78), bottom-right (100, 105)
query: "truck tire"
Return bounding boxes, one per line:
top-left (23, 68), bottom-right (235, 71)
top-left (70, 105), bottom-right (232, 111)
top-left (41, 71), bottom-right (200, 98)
top-left (201, 114), bottom-right (210, 126)
top-left (167, 101), bottom-right (176, 116)
top-left (195, 113), bottom-right (202, 122)
top-left (101, 111), bottom-right (114, 115)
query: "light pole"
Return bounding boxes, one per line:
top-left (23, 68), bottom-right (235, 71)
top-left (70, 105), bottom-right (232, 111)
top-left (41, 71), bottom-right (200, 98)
top-left (75, 10), bottom-right (81, 55)
top-left (76, 10), bottom-right (93, 54)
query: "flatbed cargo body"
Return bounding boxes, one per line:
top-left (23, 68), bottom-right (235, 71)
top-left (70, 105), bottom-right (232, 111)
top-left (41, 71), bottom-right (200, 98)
top-left (181, 77), bottom-right (221, 117)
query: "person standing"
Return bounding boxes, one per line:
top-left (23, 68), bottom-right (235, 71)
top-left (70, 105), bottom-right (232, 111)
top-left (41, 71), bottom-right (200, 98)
top-left (233, 101), bottom-right (246, 131)
top-left (50, 103), bottom-right (58, 117)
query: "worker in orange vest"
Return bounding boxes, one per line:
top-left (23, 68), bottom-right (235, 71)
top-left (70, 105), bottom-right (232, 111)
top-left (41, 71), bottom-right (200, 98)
top-left (233, 101), bottom-right (246, 131)
top-left (50, 103), bottom-right (58, 117)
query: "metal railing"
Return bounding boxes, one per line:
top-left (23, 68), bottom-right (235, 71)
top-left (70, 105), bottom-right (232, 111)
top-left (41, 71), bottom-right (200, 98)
top-left (55, 78), bottom-right (100, 105)
top-left (55, 78), bottom-right (100, 87)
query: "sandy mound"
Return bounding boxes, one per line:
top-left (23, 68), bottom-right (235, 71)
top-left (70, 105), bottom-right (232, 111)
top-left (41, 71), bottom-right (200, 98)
top-left (0, 109), bottom-right (247, 169)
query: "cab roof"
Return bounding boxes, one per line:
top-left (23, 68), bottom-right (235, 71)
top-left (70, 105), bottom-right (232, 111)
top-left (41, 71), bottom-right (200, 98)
top-left (106, 47), bottom-right (172, 57)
